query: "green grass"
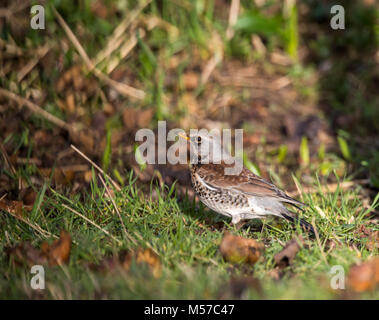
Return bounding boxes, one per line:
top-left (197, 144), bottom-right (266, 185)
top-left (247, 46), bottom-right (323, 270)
top-left (1, 169), bottom-right (378, 299)
top-left (1, 0), bottom-right (378, 299)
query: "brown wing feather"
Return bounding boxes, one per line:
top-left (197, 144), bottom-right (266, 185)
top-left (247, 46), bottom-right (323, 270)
top-left (195, 163), bottom-right (306, 208)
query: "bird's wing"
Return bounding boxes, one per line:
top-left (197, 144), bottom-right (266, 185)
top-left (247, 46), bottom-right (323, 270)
top-left (196, 163), bottom-right (306, 209)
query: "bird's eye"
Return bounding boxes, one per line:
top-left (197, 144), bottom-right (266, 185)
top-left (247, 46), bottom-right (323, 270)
top-left (197, 136), bottom-right (202, 143)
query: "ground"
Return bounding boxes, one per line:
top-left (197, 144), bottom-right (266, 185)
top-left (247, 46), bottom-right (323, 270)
top-left (0, 0), bottom-right (378, 299)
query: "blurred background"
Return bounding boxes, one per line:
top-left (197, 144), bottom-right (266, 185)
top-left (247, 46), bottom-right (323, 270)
top-left (0, 0), bottom-right (378, 300)
top-left (0, 0), bottom-right (378, 198)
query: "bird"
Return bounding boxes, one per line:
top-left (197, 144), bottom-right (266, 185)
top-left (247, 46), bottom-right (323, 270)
top-left (178, 131), bottom-right (314, 234)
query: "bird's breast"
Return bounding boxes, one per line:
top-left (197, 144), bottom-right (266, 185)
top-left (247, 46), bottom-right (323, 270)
top-left (191, 171), bottom-right (250, 216)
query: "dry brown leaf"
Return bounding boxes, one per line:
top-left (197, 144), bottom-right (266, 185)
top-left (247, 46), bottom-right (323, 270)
top-left (91, 251), bottom-right (132, 273)
top-left (39, 167), bottom-right (74, 186)
top-left (84, 170), bottom-right (94, 183)
top-left (91, 0), bottom-right (116, 19)
top-left (7, 230), bottom-right (72, 267)
top-left (355, 225), bottom-right (379, 251)
top-left (33, 130), bottom-right (52, 146)
top-left (219, 232), bottom-right (264, 265)
top-left (122, 108), bottom-right (153, 131)
top-left (70, 129), bottom-right (95, 155)
top-left (182, 72), bottom-right (199, 90)
top-left (274, 235), bottom-right (304, 269)
top-left (65, 93), bottom-right (76, 114)
top-left (7, 243), bottom-right (46, 267)
top-left (21, 188), bottom-right (37, 206)
top-left (136, 248), bottom-right (162, 278)
top-left (91, 248), bottom-right (161, 278)
top-left (348, 258), bottom-right (379, 292)
top-left (46, 230), bottom-right (72, 266)
top-left (131, 164), bottom-right (155, 183)
top-left (0, 199), bottom-right (32, 218)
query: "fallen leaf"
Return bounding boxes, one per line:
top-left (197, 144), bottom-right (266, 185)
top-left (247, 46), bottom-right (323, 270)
top-left (348, 258), bottom-right (379, 292)
top-left (0, 199), bottom-right (32, 218)
top-left (90, 251), bottom-right (132, 273)
top-left (219, 232), bottom-right (264, 265)
top-left (84, 170), bottom-right (94, 183)
top-left (123, 108), bottom-right (153, 131)
top-left (274, 235), bottom-right (304, 269)
top-left (131, 164), bottom-right (155, 183)
top-left (182, 72), bottom-right (198, 90)
top-left (91, 0), bottom-right (113, 19)
top-left (33, 130), bottom-right (52, 146)
top-left (181, 93), bottom-right (200, 115)
top-left (355, 225), bottom-right (379, 251)
top-left (65, 92), bottom-right (76, 114)
top-left (7, 243), bottom-right (45, 267)
top-left (70, 129), bottom-right (95, 156)
top-left (136, 248), bottom-right (162, 278)
top-left (20, 187), bottom-right (37, 206)
top-left (39, 167), bottom-right (75, 186)
top-left (7, 230), bottom-right (72, 267)
top-left (91, 248), bottom-right (161, 278)
top-left (46, 230), bottom-right (72, 266)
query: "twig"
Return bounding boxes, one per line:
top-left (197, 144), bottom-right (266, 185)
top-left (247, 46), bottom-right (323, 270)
top-left (52, 7), bottom-right (145, 100)
top-left (93, 0), bottom-right (152, 67)
top-left (312, 217), bottom-right (328, 265)
top-left (70, 144), bottom-right (121, 192)
top-left (200, 33), bottom-right (223, 86)
top-left (105, 29), bottom-right (145, 75)
top-left (0, 88), bottom-right (73, 132)
top-left (17, 45), bottom-right (50, 82)
top-left (62, 204), bottom-right (122, 245)
top-left (0, 141), bottom-right (17, 175)
top-left (98, 174), bottom-right (137, 246)
top-left (4, 209), bottom-right (55, 239)
top-left (226, 0), bottom-right (240, 40)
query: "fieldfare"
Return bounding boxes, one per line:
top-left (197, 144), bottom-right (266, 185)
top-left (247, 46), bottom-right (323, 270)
top-left (179, 131), bottom-right (314, 234)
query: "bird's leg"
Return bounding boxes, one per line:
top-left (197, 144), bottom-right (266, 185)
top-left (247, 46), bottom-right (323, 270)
top-left (232, 215), bottom-right (246, 230)
top-left (234, 220), bottom-right (247, 230)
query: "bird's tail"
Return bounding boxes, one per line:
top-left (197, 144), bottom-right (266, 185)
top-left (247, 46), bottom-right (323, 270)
top-left (282, 212), bottom-right (315, 235)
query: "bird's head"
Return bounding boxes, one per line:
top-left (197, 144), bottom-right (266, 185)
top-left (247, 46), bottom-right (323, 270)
top-left (178, 131), bottom-right (232, 164)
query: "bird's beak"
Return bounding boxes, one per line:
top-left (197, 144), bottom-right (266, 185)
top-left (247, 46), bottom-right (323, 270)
top-left (178, 132), bottom-right (190, 141)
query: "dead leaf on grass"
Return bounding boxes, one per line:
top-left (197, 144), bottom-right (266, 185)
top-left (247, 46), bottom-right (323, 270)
top-left (122, 108), bottom-right (153, 131)
top-left (219, 232), bottom-right (264, 265)
top-left (39, 167), bottom-right (75, 186)
top-left (355, 225), bottom-right (379, 251)
top-left (182, 72), bottom-right (199, 90)
top-left (0, 199), bottom-right (32, 218)
top-left (136, 248), bottom-right (162, 278)
top-left (20, 187), bottom-right (38, 206)
top-left (91, 248), bottom-right (161, 278)
top-left (44, 230), bottom-right (72, 266)
top-left (348, 258), bottom-right (379, 292)
top-left (7, 230), bottom-right (72, 267)
top-left (274, 235), bottom-right (304, 269)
